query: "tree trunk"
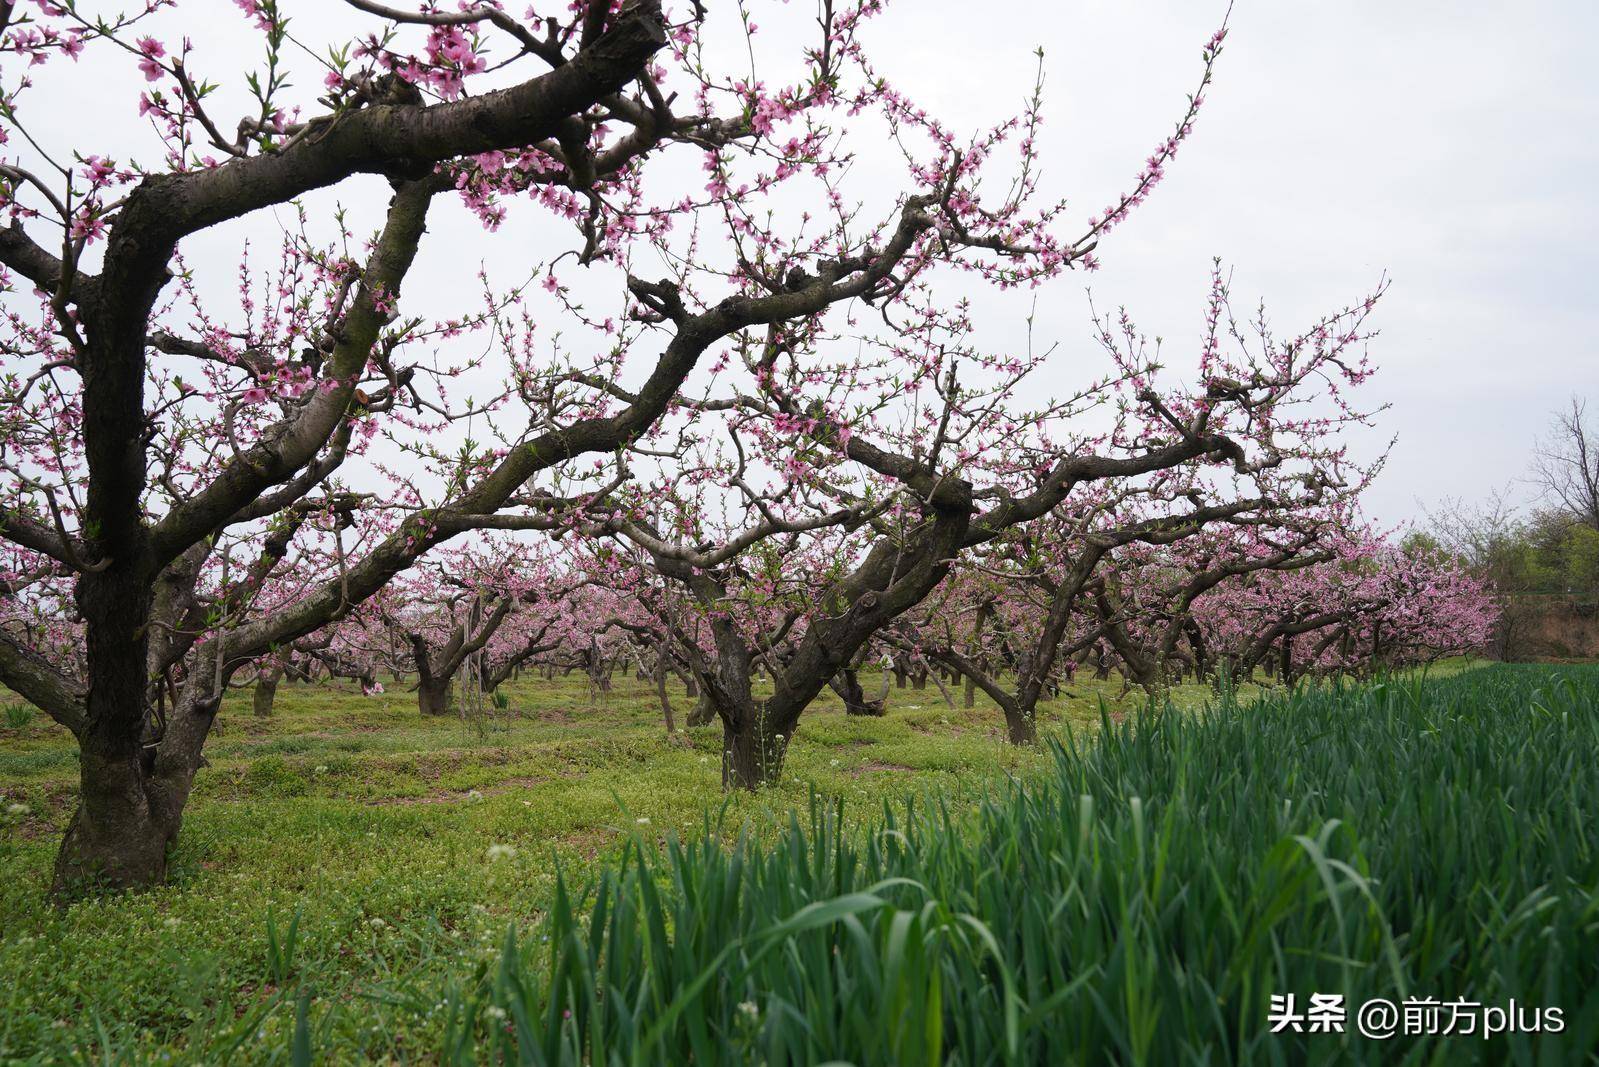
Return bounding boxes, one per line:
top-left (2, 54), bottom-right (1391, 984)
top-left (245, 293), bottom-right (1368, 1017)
top-left (831, 668), bottom-right (886, 717)
top-left (53, 553), bottom-right (175, 896)
top-left (687, 689), bottom-right (716, 727)
top-left (51, 678), bottom-right (219, 899)
top-left (1002, 704), bottom-right (1038, 745)
top-left (721, 712), bottom-right (790, 790)
top-left (655, 650), bottom-right (676, 734)
top-left (252, 666), bottom-right (281, 717)
top-left (52, 763), bottom-right (178, 897)
top-left (418, 676), bottom-right (455, 716)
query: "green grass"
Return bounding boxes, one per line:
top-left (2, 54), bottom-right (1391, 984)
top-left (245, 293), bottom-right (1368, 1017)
top-left (2, 660), bottom-right (1554, 1064)
top-left (419, 662), bottom-right (1591, 1067)
top-left (397, 664), bottom-right (1597, 1066)
top-left (0, 666), bottom-right (1202, 1063)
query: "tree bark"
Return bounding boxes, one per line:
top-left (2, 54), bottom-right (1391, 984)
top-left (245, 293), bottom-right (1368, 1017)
top-left (830, 667), bottom-right (886, 717)
top-left (687, 689), bottom-right (715, 727)
top-left (721, 711), bottom-right (791, 790)
top-left (418, 676), bottom-right (456, 717)
top-left (54, 543), bottom-right (166, 896)
top-left (1002, 704), bottom-right (1038, 745)
top-left (655, 646), bottom-right (676, 734)
top-left (253, 666), bottom-right (282, 717)
top-left (51, 758), bottom-right (177, 897)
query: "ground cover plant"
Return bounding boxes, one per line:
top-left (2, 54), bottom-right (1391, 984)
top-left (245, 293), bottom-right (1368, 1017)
top-left (386, 663), bottom-right (1599, 1066)
top-left (0, 666), bottom-right (1181, 1061)
top-left (411, 664), bottom-right (1599, 1065)
top-left (7, 660), bottom-right (1590, 1064)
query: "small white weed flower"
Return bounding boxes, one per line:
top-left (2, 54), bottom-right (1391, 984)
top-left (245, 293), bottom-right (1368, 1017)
top-left (484, 1005), bottom-right (508, 1022)
top-left (635, 816), bottom-right (650, 826)
top-left (5, 802), bottom-right (27, 816)
top-left (486, 843), bottom-right (517, 861)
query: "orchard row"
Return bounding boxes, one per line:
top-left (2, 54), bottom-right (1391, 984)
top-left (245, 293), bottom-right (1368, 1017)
top-left (0, 0), bottom-right (1487, 898)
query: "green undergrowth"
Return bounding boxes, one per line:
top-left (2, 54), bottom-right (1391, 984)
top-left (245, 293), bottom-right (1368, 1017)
top-left (0, 659), bottom-right (1538, 1064)
top-left (0, 667), bottom-right (1205, 1063)
top-left (347, 663), bottom-right (1598, 1066)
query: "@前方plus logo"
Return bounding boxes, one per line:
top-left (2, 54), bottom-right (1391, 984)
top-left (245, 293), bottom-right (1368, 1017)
top-left (1268, 994), bottom-right (1565, 1040)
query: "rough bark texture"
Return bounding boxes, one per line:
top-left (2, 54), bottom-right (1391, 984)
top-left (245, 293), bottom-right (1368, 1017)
top-left (654, 646), bottom-right (676, 734)
top-left (418, 677), bottom-right (456, 717)
top-left (252, 667), bottom-right (281, 718)
top-left (1001, 705), bottom-right (1038, 745)
top-left (687, 690), bottom-right (715, 727)
top-left (721, 711), bottom-right (791, 791)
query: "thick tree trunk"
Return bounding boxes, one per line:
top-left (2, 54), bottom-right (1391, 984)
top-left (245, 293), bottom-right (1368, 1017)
top-left (54, 554), bottom-right (177, 897)
top-left (418, 676), bottom-right (455, 716)
top-left (721, 712), bottom-right (790, 790)
top-left (51, 677), bottom-right (218, 900)
top-left (52, 752), bottom-right (177, 896)
top-left (253, 666), bottom-right (281, 717)
top-left (1002, 704), bottom-right (1038, 745)
top-left (53, 792), bottom-right (174, 895)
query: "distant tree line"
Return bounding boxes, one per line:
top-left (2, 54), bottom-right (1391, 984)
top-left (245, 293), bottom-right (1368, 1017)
top-left (1427, 396), bottom-right (1599, 658)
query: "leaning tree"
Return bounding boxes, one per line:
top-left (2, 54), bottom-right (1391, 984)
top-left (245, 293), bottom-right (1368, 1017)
top-left (2, 0), bottom-right (1231, 893)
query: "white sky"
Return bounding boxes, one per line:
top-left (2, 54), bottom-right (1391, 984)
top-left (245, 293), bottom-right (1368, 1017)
top-left (929, 0), bottom-right (1599, 525)
top-left (9, 0), bottom-right (1597, 527)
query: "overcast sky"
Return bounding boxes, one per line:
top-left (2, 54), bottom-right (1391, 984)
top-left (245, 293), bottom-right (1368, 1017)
top-left (11, 1), bottom-right (1597, 528)
top-left (900, 0), bottom-right (1599, 525)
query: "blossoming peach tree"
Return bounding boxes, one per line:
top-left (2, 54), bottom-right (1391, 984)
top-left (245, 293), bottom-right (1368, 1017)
top-left (0, 0), bottom-right (1237, 895)
top-left (537, 258), bottom-right (1399, 783)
